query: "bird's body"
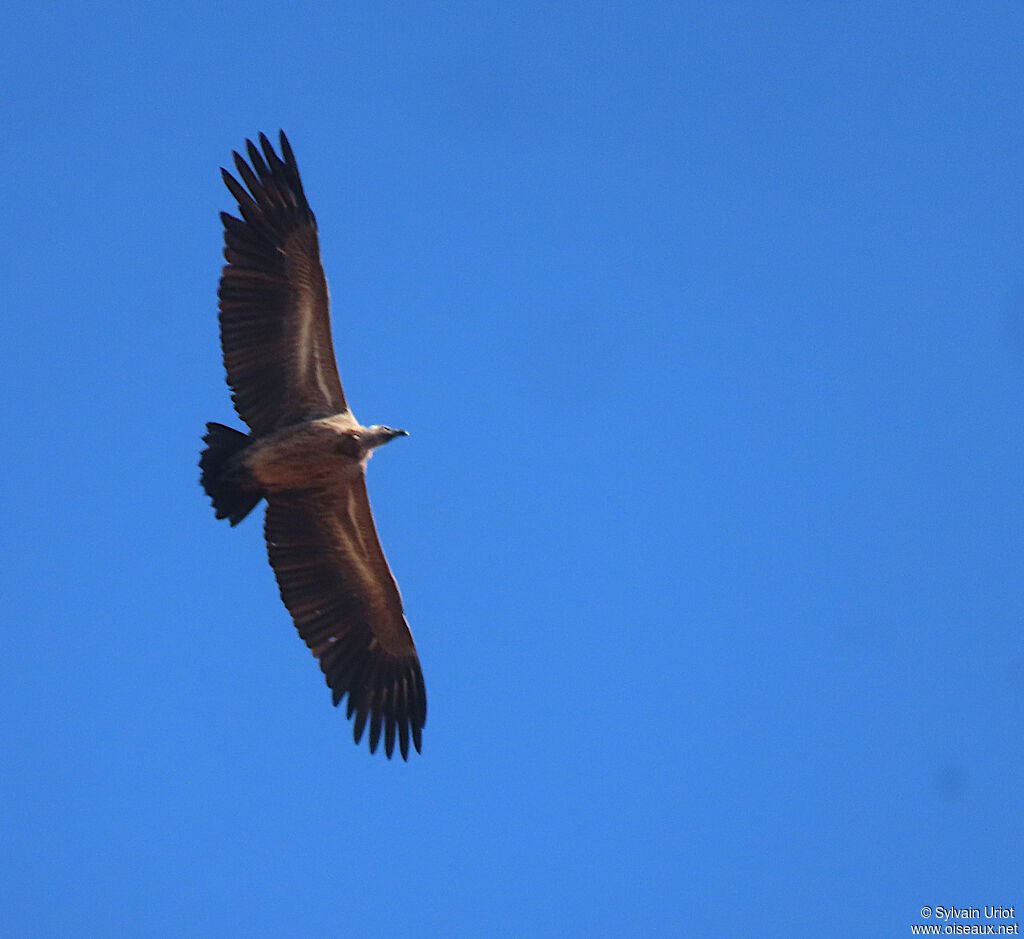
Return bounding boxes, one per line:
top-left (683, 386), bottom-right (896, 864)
top-left (200, 132), bottom-right (425, 760)
top-left (248, 414), bottom-right (366, 489)
top-left (244, 415), bottom-right (402, 489)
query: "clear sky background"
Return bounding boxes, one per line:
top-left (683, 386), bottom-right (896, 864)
top-left (2, 2), bottom-right (1023, 936)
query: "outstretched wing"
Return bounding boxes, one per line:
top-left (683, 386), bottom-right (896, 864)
top-left (218, 131), bottom-right (347, 434)
top-left (264, 484), bottom-right (426, 759)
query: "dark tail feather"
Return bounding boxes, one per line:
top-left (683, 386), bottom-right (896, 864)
top-left (199, 423), bottom-right (262, 525)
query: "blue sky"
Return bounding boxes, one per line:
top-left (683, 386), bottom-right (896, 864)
top-left (2, 2), bottom-right (1023, 935)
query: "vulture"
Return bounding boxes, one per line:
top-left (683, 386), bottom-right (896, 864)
top-left (199, 131), bottom-right (425, 760)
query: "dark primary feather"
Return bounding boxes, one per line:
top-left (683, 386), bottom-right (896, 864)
top-left (264, 489), bottom-right (426, 759)
top-left (218, 131), bottom-right (347, 434)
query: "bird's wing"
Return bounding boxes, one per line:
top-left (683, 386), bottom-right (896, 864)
top-left (218, 131), bottom-right (347, 434)
top-left (264, 482), bottom-right (426, 759)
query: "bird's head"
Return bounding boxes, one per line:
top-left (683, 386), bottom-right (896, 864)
top-left (361, 425), bottom-right (409, 450)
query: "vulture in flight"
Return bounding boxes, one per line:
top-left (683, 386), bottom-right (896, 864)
top-left (199, 131), bottom-right (425, 760)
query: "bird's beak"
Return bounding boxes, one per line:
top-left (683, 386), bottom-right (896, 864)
top-left (392, 429), bottom-right (409, 438)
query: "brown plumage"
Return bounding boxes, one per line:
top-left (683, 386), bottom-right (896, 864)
top-left (199, 132), bottom-right (425, 759)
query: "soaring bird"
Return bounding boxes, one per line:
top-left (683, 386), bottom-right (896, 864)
top-left (199, 131), bottom-right (425, 760)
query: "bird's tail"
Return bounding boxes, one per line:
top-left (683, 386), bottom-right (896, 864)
top-left (199, 422), bottom-right (262, 525)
